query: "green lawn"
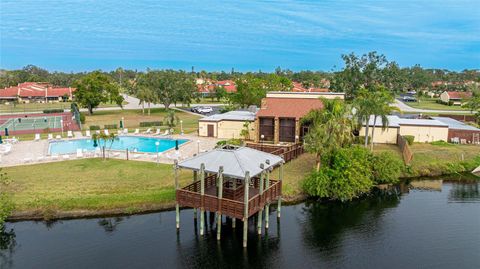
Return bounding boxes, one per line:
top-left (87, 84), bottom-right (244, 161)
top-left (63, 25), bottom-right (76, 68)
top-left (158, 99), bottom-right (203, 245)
top-left (274, 153), bottom-right (316, 199)
top-left (402, 97), bottom-right (469, 111)
top-left (84, 108), bottom-right (200, 134)
top-left (0, 101), bottom-right (126, 113)
top-left (4, 159), bottom-right (193, 218)
top-left (374, 143), bottom-right (480, 177)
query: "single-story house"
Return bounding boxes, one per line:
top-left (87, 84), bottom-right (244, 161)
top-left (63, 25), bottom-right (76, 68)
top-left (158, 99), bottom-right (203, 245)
top-left (198, 110), bottom-right (256, 139)
top-left (431, 117), bottom-right (480, 144)
top-left (361, 115), bottom-right (449, 143)
top-left (254, 91), bottom-right (344, 144)
top-left (440, 91), bottom-right (472, 105)
top-left (0, 82), bottom-right (75, 103)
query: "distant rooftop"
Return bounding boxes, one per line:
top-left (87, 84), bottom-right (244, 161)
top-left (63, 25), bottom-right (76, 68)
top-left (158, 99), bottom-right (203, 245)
top-left (431, 117), bottom-right (480, 131)
top-left (364, 115), bottom-right (448, 128)
top-left (199, 110), bottom-right (256, 122)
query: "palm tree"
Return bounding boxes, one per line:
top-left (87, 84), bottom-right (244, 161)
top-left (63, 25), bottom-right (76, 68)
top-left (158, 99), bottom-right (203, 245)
top-left (353, 87), bottom-right (375, 147)
top-left (136, 87), bottom-right (155, 115)
top-left (92, 133), bottom-right (118, 160)
top-left (369, 87), bottom-right (396, 151)
top-left (302, 98), bottom-right (354, 171)
top-left (164, 109), bottom-right (179, 133)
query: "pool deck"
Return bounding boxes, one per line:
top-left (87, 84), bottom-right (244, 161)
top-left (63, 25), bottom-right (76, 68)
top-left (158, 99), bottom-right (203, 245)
top-left (0, 134), bottom-right (219, 167)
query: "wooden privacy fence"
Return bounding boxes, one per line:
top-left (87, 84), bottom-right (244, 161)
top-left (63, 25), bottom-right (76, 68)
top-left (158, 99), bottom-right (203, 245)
top-left (397, 134), bottom-right (413, 164)
top-left (246, 142), bottom-right (304, 163)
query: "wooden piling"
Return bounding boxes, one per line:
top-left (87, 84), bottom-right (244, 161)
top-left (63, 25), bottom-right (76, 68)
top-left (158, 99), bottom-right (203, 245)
top-left (243, 171), bottom-right (250, 248)
top-left (217, 166), bottom-right (224, 241)
top-left (265, 160), bottom-right (270, 229)
top-left (174, 160), bottom-right (180, 230)
top-left (277, 162), bottom-right (283, 219)
top-left (232, 218), bottom-right (236, 228)
top-left (257, 164), bottom-right (265, 235)
top-left (193, 171), bottom-right (198, 219)
top-left (200, 163), bottom-right (205, 236)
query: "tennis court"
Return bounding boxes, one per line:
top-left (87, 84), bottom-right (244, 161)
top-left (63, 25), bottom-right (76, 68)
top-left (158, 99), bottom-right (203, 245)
top-left (0, 115), bottom-right (63, 131)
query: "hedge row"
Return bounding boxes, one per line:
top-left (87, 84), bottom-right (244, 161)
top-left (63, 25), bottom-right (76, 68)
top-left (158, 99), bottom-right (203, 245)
top-left (140, 121), bottom-right (163, 127)
top-left (43, 109), bottom-right (64, 114)
top-left (104, 124), bottom-right (118, 129)
top-left (89, 125), bottom-right (101, 131)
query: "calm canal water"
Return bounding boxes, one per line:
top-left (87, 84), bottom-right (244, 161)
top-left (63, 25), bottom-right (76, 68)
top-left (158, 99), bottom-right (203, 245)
top-left (1, 179), bottom-right (479, 268)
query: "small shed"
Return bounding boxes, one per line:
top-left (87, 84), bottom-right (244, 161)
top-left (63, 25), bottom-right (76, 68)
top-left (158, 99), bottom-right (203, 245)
top-left (174, 146), bottom-right (284, 247)
top-left (198, 110), bottom-right (256, 139)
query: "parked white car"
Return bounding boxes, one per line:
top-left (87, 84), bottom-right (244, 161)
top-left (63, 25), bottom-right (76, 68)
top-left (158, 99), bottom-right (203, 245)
top-left (196, 106), bottom-right (213, 114)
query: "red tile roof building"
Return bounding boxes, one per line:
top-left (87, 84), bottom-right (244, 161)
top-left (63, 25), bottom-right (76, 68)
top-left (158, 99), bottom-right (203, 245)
top-left (0, 82), bottom-right (75, 101)
top-left (257, 97), bottom-right (324, 120)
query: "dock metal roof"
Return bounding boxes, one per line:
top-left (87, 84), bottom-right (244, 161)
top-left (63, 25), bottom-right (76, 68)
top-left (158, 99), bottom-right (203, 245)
top-left (199, 110), bottom-right (256, 122)
top-left (177, 146), bottom-right (284, 179)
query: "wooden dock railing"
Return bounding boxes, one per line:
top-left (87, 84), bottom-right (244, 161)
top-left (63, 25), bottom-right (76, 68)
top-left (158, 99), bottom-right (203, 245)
top-left (397, 134), bottom-right (413, 164)
top-left (246, 142), bottom-right (304, 163)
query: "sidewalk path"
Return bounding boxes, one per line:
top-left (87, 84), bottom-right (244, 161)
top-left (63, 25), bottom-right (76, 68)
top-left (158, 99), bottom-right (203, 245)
top-left (392, 99), bottom-right (473, 114)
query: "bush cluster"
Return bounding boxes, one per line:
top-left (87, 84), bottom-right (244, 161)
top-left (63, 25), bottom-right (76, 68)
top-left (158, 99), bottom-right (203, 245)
top-left (79, 113), bottom-right (86, 124)
top-left (104, 124), bottom-right (118, 129)
top-left (43, 108), bottom-right (64, 114)
top-left (139, 121), bottom-right (163, 127)
top-left (89, 125), bottom-right (100, 131)
top-left (303, 146), bottom-right (404, 201)
top-left (403, 135), bottom-right (414, 145)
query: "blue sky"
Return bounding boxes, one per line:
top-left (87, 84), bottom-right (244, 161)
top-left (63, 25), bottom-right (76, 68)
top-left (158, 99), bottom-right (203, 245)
top-left (1, 0), bottom-right (479, 72)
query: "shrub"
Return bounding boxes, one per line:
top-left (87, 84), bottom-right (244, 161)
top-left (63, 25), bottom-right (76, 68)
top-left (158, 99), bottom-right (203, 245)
top-left (371, 151), bottom-right (404, 184)
top-left (104, 124), bottom-right (118, 129)
top-left (355, 135), bottom-right (371, 144)
top-left (216, 139), bottom-right (242, 147)
top-left (430, 140), bottom-right (451, 146)
top-left (303, 146), bottom-right (374, 201)
top-left (403, 135), bottom-right (414, 145)
top-left (139, 121), bottom-right (163, 127)
top-left (43, 108), bottom-right (64, 114)
top-left (89, 125), bottom-right (100, 131)
top-left (79, 113), bottom-right (86, 124)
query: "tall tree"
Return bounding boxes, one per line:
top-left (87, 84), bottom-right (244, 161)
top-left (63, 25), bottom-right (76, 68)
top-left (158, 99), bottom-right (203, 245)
top-left (302, 98), bottom-right (354, 171)
top-left (353, 88), bottom-right (375, 147)
top-left (73, 71), bottom-right (124, 114)
top-left (369, 86), bottom-right (396, 151)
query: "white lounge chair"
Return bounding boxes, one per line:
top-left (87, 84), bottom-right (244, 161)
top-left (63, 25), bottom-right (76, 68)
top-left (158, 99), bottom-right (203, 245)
top-left (36, 155), bottom-right (45, 162)
top-left (160, 130), bottom-right (170, 136)
top-left (85, 130), bottom-right (91, 137)
top-left (153, 129), bottom-right (161, 136)
top-left (56, 135), bottom-right (62, 140)
top-left (0, 144), bottom-right (12, 155)
top-left (123, 128), bottom-right (128, 134)
top-left (62, 154), bottom-right (70, 160)
top-left (143, 128), bottom-right (152, 134)
top-left (51, 154), bottom-right (59, 160)
top-left (48, 133), bottom-right (53, 140)
top-left (34, 133), bottom-right (41, 141)
top-left (112, 151), bottom-right (121, 158)
top-left (134, 129), bottom-right (140, 135)
top-left (76, 149), bottom-right (84, 158)
top-left (117, 130), bottom-right (122, 135)
top-left (23, 156), bottom-right (32, 163)
top-left (67, 131), bottom-right (73, 138)
top-left (104, 129), bottom-right (110, 135)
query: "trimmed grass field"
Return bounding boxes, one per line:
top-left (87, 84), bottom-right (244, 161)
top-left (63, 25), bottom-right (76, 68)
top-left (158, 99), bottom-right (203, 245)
top-left (4, 159), bottom-right (193, 218)
top-left (402, 97), bottom-right (470, 111)
top-left (84, 108), bottom-right (200, 134)
top-left (0, 101), bottom-right (125, 113)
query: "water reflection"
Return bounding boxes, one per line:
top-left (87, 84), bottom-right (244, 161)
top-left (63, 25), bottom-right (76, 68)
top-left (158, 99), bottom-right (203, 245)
top-left (302, 192), bottom-right (400, 254)
top-left (98, 217), bottom-right (124, 233)
top-left (448, 181), bottom-right (480, 202)
top-left (0, 226), bottom-right (16, 268)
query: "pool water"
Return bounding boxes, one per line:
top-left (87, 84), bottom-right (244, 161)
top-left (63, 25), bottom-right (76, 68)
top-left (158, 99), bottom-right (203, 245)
top-left (48, 136), bottom-right (189, 154)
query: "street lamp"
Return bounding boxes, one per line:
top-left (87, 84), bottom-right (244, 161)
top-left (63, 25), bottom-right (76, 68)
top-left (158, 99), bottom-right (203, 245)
top-left (295, 135), bottom-right (299, 144)
top-left (180, 120), bottom-right (184, 135)
top-left (60, 119), bottom-right (64, 136)
top-left (155, 141), bottom-right (160, 165)
top-left (260, 134), bottom-right (265, 151)
top-left (197, 140), bottom-right (200, 154)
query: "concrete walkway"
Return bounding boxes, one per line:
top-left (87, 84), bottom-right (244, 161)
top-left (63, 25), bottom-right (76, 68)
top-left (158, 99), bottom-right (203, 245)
top-left (0, 134), bottom-right (218, 167)
top-left (392, 99), bottom-right (473, 114)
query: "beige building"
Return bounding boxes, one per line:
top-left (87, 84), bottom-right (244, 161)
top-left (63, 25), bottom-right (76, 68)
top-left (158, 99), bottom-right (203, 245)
top-left (198, 110), bottom-right (256, 140)
top-left (361, 115), bottom-right (449, 144)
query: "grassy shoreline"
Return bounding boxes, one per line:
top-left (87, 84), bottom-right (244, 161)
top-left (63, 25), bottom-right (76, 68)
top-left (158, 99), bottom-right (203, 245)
top-left (3, 144), bottom-right (480, 221)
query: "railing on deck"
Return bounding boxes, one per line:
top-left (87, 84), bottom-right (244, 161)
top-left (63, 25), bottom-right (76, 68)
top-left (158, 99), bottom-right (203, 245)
top-left (246, 142), bottom-right (304, 163)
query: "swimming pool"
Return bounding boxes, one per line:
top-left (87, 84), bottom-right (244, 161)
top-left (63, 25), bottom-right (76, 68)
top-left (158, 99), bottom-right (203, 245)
top-left (48, 136), bottom-right (189, 154)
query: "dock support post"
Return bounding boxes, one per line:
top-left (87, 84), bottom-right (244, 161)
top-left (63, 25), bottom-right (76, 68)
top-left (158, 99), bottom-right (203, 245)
top-left (217, 166), bottom-right (224, 241)
top-left (265, 160), bottom-right (270, 229)
top-left (257, 164), bottom-right (265, 235)
top-left (243, 171), bottom-right (250, 248)
top-left (277, 162), bottom-right (283, 219)
top-left (200, 163), bottom-right (205, 236)
top-left (232, 218), bottom-right (236, 228)
top-left (193, 171), bottom-right (198, 219)
top-left (174, 160), bottom-right (180, 230)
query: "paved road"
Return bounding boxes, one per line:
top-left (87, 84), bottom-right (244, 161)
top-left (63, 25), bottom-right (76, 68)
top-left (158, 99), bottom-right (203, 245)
top-left (392, 99), bottom-right (473, 114)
